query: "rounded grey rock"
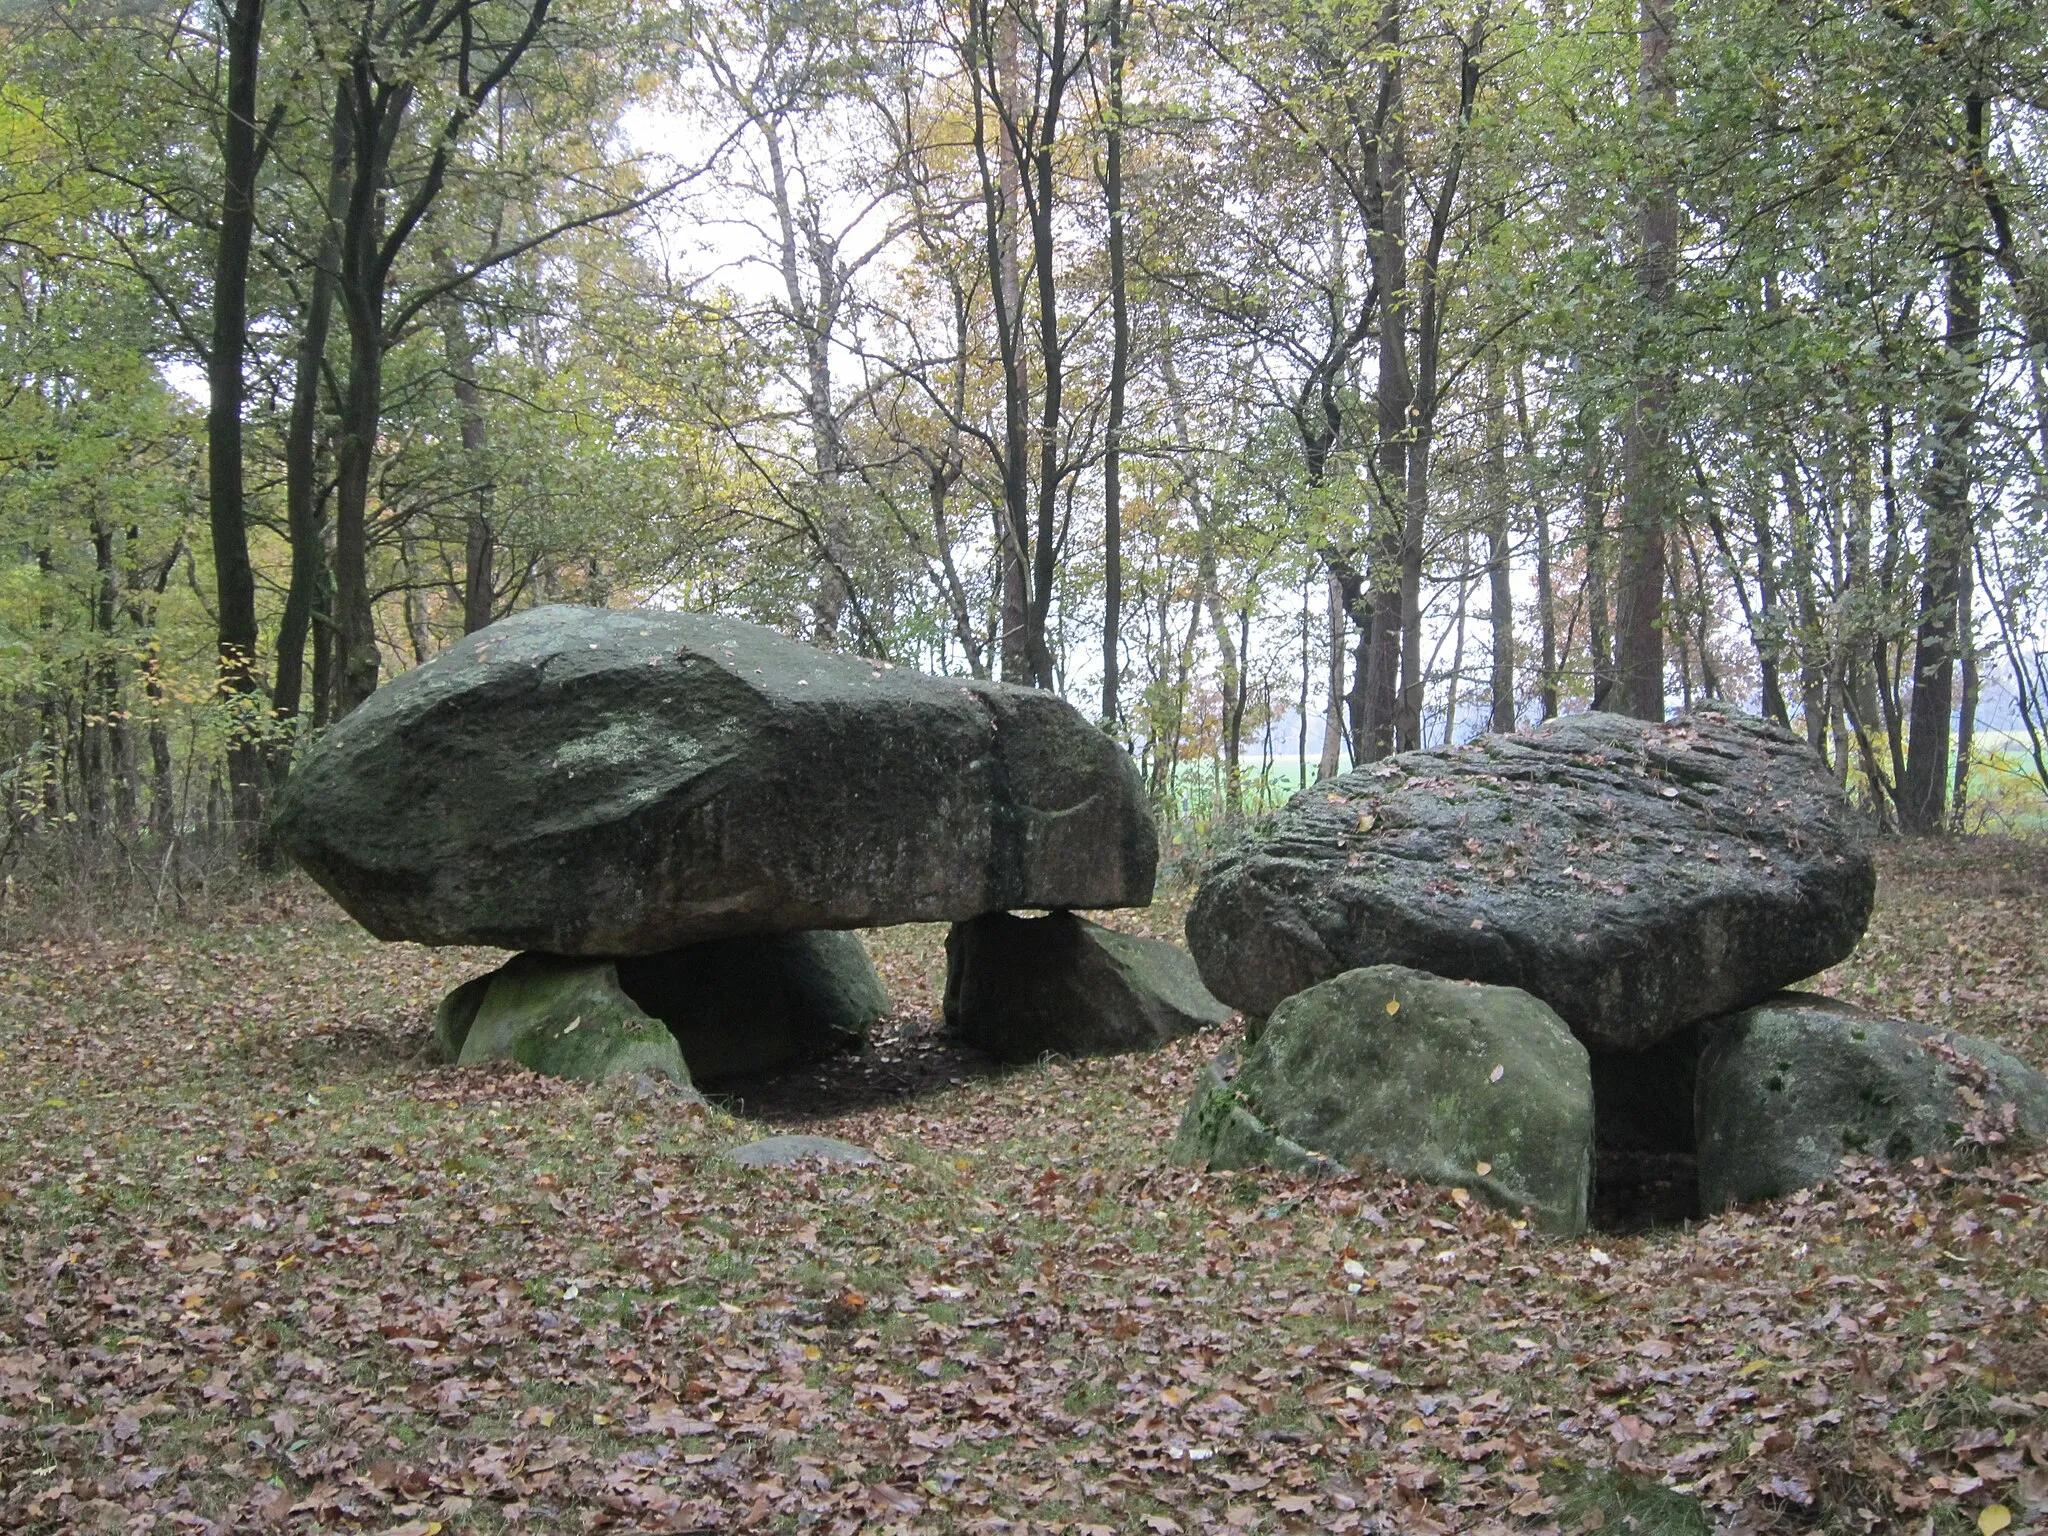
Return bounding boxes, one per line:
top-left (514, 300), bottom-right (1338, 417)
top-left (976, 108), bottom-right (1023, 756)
top-left (724, 1135), bottom-right (883, 1168)
top-left (1696, 993), bottom-right (2048, 1211)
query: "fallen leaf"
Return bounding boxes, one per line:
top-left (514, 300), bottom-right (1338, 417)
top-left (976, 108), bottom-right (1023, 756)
top-left (642, 1405), bottom-right (718, 1437)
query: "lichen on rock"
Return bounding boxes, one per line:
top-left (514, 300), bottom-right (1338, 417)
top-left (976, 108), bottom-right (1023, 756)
top-left (1185, 710), bottom-right (1873, 1052)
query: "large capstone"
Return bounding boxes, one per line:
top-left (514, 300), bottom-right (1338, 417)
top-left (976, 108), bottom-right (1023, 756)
top-left (1170, 965), bottom-right (1595, 1233)
top-left (439, 930), bottom-right (889, 1086)
top-left (1695, 993), bottom-right (2048, 1212)
top-left (943, 910), bottom-right (1233, 1062)
top-left (273, 605), bottom-right (1156, 954)
top-left (1185, 710), bottom-right (1873, 1052)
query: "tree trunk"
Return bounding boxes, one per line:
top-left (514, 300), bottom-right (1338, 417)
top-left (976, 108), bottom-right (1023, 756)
top-left (330, 60), bottom-right (401, 717)
top-left (1485, 358), bottom-right (1514, 732)
top-left (1583, 413), bottom-right (1615, 710)
top-left (119, 535), bottom-right (179, 839)
top-left (1748, 479), bottom-right (1791, 728)
top-left (1950, 554), bottom-right (1977, 832)
top-left (275, 85), bottom-right (351, 721)
top-left (756, 113), bottom-right (852, 644)
top-left (334, 292), bottom-right (385, 713)
top-left (1021, 0), bottom-right (1076, 691)
top-left (1100, 0), bottom-right (1128, 725)
top-left (208, 0), bottom-right (269, 832)
top-left (1836, 412), bottom-right (1891, 819)
top-left (1397, 427), bottom-right (1429, 749)
top-left (319, 0), bottom-right (552, 709)
top-left (990, 7), bottom-right (1030, 684)
top-left (1874, 402), bottom-right (1909, 793)
top-left (1517, 367), bottom-right (1558, 720)
top-left (82, 521), bottom-right (122, 838)
top-left (311, 528), bottom-right (338, 730)
top-left (1298, 573), bottom-right (1311, 787)
top-left (1362, 11), bottom-right (1409, 763)
top-left (1782, 457), bottom-right (1828, 756)
top-left (400, 522), bottom-right (434, 664)
top-left (442, 295), bottom-right (497, 634)
top-left (1445, 530), bottom-right (1470, 746)
top-left (1615, 0), bottom-right (1677, 724)
top-left (1319, 574), bottom-right (1346, 779)
top-left (1665, 533), bottom-right (1692, 708)
top-left (1166, 351), bottom-right (1240, 817)
top-left (1681, 527), bottom-right (1719, 698)
top-left (1900, 95), bottom-right (1985, 835)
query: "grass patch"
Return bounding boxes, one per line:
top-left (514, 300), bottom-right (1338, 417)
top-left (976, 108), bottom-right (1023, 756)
top-left (1550, 1466), bottom-right (1712, 1534)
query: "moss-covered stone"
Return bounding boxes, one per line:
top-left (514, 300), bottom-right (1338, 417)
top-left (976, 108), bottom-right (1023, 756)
top-left (456, 955), bottom-right (692, 1086)
top-left (434, 972), bottom-right (493, 1063)
top-left (1695, 993), bottom-right (2048, 1211)
top-left (1170, 965), bottom-right (1594, 1233)
top-left (944, 910), bottom-right (1233, 1062)
top-left (1168, 1052), bottom-right (1341, 1177)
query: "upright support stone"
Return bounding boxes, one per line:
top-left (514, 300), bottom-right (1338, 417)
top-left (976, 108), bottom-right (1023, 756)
top-left (456, 955), bottom-right (691, 1086)
top-left (617, 930), bottom-right (887, 1082)
top-left (439, 930), bottom-right (891, 1087)
top-left (1695, 994), bottom-right (2048, 1211)
top-left (944, 910), bottom-right (1232, 1062)
top-left (1171, 965), bottom-right (1595, 1234)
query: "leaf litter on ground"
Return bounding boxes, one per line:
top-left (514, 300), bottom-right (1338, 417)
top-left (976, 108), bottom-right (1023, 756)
top-left (0, 841), bottom-right (2043, 1534)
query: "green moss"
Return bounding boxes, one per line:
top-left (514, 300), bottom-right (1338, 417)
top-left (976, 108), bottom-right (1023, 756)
top-left (457, 955), bottom-right (691, 1086)
top-left (1171, 966), bottom-right (1594, 1233)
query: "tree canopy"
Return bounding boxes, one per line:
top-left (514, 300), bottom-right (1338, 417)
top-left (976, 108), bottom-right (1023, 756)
top-left (7, 0), bottom-right (2048, 887)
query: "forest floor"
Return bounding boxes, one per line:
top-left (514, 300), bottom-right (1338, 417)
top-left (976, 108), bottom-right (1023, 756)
top-left (0, 840), bottom-right (2044, 1536)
